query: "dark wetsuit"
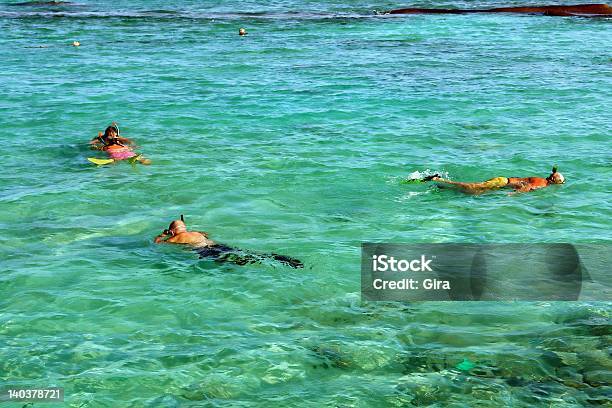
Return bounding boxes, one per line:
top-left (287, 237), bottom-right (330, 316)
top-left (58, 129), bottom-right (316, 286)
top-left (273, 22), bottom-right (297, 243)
top-left (195, 244), bottom-right (304, 269)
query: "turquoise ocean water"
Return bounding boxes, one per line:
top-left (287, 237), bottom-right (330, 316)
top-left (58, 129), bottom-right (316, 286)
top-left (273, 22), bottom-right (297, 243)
top-left (1, 0), bottom-right (611, 406)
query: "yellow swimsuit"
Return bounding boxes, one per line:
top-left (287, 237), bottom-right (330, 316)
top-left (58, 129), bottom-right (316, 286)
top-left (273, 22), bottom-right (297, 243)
top-left (480, 177), bottom-right (509, 189)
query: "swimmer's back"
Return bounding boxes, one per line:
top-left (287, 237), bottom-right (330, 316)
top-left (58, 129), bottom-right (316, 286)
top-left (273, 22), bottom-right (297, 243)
top-left (508, 177), bottom-right (548, 188)
top-left (166, 231), bottom-right (213, 246)
top-left (104, 144), bottom-right (129, 151)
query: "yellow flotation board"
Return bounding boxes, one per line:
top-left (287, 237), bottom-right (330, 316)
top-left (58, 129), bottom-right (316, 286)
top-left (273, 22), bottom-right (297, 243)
top-left (87, 157), bottom-right (115, 165)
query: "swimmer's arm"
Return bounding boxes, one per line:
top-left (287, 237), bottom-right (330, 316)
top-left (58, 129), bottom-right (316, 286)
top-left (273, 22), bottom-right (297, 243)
top-left (89, 133), bottom-right (105, 149)
top-left (154, 233), bottom-right (170, 243)
top-left (432, 177), bottom-right (479, 190)
top-left (430, 177), bottom-right (458, 185)
top-left (116, 136), bottom-right (135, 145)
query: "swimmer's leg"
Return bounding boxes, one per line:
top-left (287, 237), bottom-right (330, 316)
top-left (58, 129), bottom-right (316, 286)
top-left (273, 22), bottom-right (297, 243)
top-left (195, 245), bottom-right (258, 266)
top-left (197, 245), bottom-right (303, 268)
top-left (217, 251), bottom-right (259, 266)
top-left (433, 178), bottom-right (486, 192)
top-left (270, 253), bottom-right (304, 269)
top-left (136, 155), bottom-right (152, 165)
top-left (218, 251), bottom-right (303, 268)
top-left (128, 154), bottom-right (151, 165)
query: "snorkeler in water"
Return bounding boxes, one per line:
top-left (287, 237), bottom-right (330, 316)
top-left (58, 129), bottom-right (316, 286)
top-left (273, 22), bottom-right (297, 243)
top-left (413, 166), bottom-right (565, 193)
top-left (89, 123), bottom-right (151, 165)
top-left (90, 123), bottom-right (134, 149)
top-left (154, 215), bottom-right (304, 269)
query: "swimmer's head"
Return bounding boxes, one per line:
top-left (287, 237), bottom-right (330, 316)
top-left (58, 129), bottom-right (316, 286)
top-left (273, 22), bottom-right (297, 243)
top-left (103, 125), bottom-right (119, 139)
top-left (547, 165), bottom-right (565, 184)
top-left (72, 41), bottom-right (80, 47)
top-left (239, 28), bottom-right (247, 36)
top-left (167, 215), bottom-right (187, 234)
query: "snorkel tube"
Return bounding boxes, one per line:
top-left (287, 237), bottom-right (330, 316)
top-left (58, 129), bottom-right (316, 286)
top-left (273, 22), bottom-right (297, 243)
top-left (546, 165), bottom-right (558, 182)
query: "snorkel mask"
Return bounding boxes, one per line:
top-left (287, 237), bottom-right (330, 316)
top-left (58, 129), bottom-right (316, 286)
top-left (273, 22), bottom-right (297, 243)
top-left (101, 123), bottom-right (121, 145)
top-left (109, 123), bottom-right (120, 140)
top-left (164, 215), bottom-right (186, 236)
top-left (546, 165), bottom-right (565, 184)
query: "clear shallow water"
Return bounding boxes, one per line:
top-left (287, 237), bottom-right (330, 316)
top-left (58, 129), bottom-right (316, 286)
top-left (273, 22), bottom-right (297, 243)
top-left (0, 0), bottom-right (611, 406)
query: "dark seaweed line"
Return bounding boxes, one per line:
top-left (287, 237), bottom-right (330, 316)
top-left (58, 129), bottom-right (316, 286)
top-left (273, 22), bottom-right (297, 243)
top-left (1, 9), bottom-right (610, 22)
top-left (0, 10), bottom-right (380, 21)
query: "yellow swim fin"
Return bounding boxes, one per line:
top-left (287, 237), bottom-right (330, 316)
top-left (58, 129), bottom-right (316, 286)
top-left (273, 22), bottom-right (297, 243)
top-left (87, 157), bottom-right (115, 165)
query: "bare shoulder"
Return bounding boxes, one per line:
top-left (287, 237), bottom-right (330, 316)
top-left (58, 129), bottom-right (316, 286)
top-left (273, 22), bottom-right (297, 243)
top-left (164, 235), bottom-right (183, 244)
top-left (168, 232), bottom-right (211, 245)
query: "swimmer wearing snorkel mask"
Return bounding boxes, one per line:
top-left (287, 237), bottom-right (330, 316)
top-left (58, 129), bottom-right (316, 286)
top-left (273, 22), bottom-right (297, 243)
top-left (154, 215), bottom-right (212, 246)
top-left (423, 166), bottom-right (565, 194)
top-left (154, 215), bottom-right (304, 269)
top-left (89, 123), bottom-right (151, 164)
top-left (90, 123), bottom-right (134, 150)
